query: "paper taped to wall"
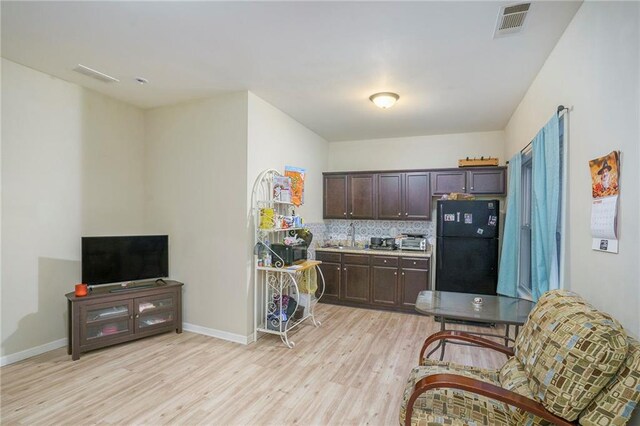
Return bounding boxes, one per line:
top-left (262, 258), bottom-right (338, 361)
top-left (589, 151), bottom-right (620, 253)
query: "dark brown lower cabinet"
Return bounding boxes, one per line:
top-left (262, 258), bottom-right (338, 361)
top-left (317, 251), bottom-right (429, 312)
top-left (342, 254), bottom-right (370, 303)
top-left (400, 268), bottom-right (430, 309)
top-left (371, 255), bottom-right (399, 307)
top-left (399, 257), bottom-right (430, 309)
top-left (317, 260), bottom-right (342, 302)
top-left (371, 266), bottom-right (399, 307)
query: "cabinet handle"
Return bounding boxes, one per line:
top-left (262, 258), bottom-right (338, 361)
top-left (402, 272), bottom-right (405, 276)
top-left (343, 212), bottom-right (346, 216)
top-left (344, 268), bottom-right (347, 271)
top-left (135, 314), bottom-right (140, 319)
top-left (462, 186), bottom-right (466, 191)
top-left (383, 259), bottom-right (387, 263)
top-left (394, 272), bottom-right (397, 276)
top-left (405, 213), bottom-right (408, 216)
top-left (413, 261), bottom-right (417, 265)
top-left (129, 315), bottom-right (133, 320)
top-left (398, 212), bottom-right (401, 216)
top-left (336, 267), bottom-right (340, 271)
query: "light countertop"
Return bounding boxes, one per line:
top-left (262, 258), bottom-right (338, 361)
top-left (315, 246), bottom-right (431, 258)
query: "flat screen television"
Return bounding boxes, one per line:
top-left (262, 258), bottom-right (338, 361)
top-left (82, 235), bottom-right (169, 285)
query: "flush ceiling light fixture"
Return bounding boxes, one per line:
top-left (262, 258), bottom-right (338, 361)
top-left (369, 92), bottom-right (399, 109)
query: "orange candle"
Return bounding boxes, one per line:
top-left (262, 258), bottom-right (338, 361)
top-left (75, 283), bottom-right (88, 297)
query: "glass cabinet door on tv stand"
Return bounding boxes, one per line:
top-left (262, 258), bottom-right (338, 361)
top-left (81, 300), bottom-right (135, 346)
top-left (251, 168), bottom-right (326, 348)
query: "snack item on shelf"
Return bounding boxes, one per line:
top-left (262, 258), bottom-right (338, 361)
top-left (273, 176), bottom-right (292, 202)
top-left (282, 216), bottom-right (295, 229)
top-left (259, 208), bottom-right (275, 229)
top-left (285, 166), bottom-right (306, 207)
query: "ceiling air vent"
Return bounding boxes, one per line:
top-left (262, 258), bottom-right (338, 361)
top-left (494, 3), bottom-right (531, 38)
top-left (73, 64), bottom-right (120, 83)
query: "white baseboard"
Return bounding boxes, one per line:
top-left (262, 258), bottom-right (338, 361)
top-left (1, 338), bottom-right (67, 367)
top-left (1, 323), bottom-right (254, 367)
top-left (183, 323), bottom-right (254, 345)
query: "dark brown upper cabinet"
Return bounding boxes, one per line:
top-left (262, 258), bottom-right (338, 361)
top-left (347, 174), bottom-right (376, 219)
top-left (324, 173), bottom-right (376, 220)
top-left (323, 174), bottom-right (348, 219)
top-left (431, 167), bottom-right (506, 196)
top-left (431, 170), bottom-right (467, 195)
top-left (324, 167), bottom-right (504, 221)
top-left (377, 173), bottom-right (403, 219)
top-left (466, 168), bottom-right (506, 194)
top-left (377, 172), bottom-right (431, 220)
top-left (404, 172), bottom-right (431, 220)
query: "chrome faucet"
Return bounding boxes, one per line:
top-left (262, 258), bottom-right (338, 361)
top-left (348, 222), bottom-right (356, 247)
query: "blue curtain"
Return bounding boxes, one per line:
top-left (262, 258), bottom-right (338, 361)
top-left (497, 152), bottom-right (522, 298)
top-left (531, 114), bottom-right (560, 301)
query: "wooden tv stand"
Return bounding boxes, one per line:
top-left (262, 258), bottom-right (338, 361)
top-left (66, 280), bottom-right (183, 360)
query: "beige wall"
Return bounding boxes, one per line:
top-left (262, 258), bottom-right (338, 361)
top-left (247, 92), bottom-right (329, 223)
top-left (144, 93), bottom-right (250, 338)
top-left (504, 2), bottom-right (640, 337)
top-left (1, 59), bottom-right (146, 360)
top-left (328, 131), bottom-right (505, 172)
top-left (1, 79), bottom-right (323, 359)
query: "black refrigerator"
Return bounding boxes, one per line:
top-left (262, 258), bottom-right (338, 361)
top-left (436, 200), bottom-right (500, 295)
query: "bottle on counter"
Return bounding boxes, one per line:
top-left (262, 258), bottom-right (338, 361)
top-left (263, 240), bottom-right (271, 267)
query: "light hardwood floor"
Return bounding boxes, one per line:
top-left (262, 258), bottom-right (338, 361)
top-left (1, 304), bottom-right (508, 425)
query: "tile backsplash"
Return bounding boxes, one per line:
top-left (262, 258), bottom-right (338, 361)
top-left (302, 222), bottom-right (326, 257)
top-left (300, 220), bottom-right (434, 258)
top-left (305, 219), bottom-right (434, 246)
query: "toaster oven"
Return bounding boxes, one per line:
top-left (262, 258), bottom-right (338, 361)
top-left (399, 234), bottom-right (428, 251)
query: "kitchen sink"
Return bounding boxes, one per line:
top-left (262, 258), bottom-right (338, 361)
top-left (322, 244), bottom-right (346, 249)
top-left (321, 244), bottom-right (365, 250)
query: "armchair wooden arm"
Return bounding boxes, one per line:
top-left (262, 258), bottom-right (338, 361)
top-left (404, 373), bottom-right (577, 426)
top-left (419, 330), bottom-right (514, 363)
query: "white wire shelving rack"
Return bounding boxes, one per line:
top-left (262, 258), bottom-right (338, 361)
top-left (251, 168), bottom-right (325, 348)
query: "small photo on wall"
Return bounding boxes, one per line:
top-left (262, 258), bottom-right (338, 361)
top-left (589, 151), bottom-right (620, 199)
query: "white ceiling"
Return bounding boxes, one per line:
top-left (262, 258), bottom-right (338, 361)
top-left (1, 1), bottom-right (581, 141)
